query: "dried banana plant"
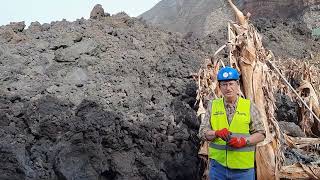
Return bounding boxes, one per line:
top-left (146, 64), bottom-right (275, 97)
top-left (226, 0), bottom-right (283, 179)
top-left (280, 163), bottom-right (320, 179)
top-left (193, 57), bottom-right (222, 180)
top-left (284, 134), bottom-right (320, 149)
top-left (279, 152), bottom-right (320, 179)
top-left (269, 59), bottom-right (320, 179)
top-left (193, 59), bottom-right (221, 116)
top-left (275, 59), bottom-right (320, 137)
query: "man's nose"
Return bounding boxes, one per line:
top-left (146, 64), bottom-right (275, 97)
top-left (226, 84), bottom-right (233, 89)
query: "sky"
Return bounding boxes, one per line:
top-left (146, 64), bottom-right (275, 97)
top-left (0, 0), bottom-right (161, 26)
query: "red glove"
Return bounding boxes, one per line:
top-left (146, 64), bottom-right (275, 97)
top-left (228, 137), bottom-right (246, 148)
top-left (215, 128), bottom-right (231, 141)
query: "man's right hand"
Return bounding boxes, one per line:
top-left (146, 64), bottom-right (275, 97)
top-left (215, 128), bottom-right (231, 141)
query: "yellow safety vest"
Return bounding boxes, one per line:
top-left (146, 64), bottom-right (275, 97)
top-left (208, 97), bottom-right (255, 169)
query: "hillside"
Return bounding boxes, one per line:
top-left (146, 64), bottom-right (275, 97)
top-left (140, 0), bottom-right (320, 35)
top-left (140, 0), bottom-right (320, 58)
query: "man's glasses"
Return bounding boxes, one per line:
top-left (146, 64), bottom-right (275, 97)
top-left (219, 81), bottom-right (237, 88)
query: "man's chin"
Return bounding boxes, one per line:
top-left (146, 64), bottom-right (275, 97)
top-left (224, 94), bottom-right (236, 99)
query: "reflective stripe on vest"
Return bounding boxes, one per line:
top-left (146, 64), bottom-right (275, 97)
top-left (208, 97), bottom-right (255, 169)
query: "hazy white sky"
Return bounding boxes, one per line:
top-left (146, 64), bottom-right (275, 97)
top-left (0, 0), bottom-right (161, 26)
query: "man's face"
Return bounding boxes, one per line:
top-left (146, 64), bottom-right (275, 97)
top-left (219, 80), bottom-right (239, 99)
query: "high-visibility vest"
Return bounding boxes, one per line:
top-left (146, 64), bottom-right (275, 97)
top-left (208, 97), bottom-right (255, 169)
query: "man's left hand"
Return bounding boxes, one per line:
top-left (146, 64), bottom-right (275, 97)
top-left (228, 137), bottom-right (246, 148)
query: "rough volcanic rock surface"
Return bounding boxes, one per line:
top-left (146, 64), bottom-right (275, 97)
top-left (139, 0), bottom-right (234, 38)
top-left (140, 0), bottom-right (320, 35)
top-left (252, 18), bottom-right (320, 58)
top-left (140, 0), bottom-right (320, 58)
top-left (0, 13), bottom-right (209, 180)
top-left (275, 93), bottom-right (299, 124)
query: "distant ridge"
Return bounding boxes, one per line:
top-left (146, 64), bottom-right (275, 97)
top-left (139, 0), bottom-right (320, 37)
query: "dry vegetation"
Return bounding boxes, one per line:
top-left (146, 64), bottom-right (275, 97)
top-left (194, 1), bottom-right (320, 179)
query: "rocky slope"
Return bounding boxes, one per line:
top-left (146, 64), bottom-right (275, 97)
top-left (0, 11), bottom-right (213, 179)
top-left (139, 0), bottom-right (234, 38)
top-left (140, 0), bottom-right (320, 58)
top-left (140, 0), bottom-right (320, 34)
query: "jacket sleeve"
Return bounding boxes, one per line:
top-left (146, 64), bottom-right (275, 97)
top-left (249, 102), bottom-right (266, 135)
top-left (198, 100), bottom-right (213, 140)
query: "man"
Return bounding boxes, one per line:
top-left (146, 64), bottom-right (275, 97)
top-left (198, 66), bottom-right (266, 180)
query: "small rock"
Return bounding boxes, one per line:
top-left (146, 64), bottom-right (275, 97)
top-left (75, 84), bottom-right (84, 88)
top-left (7, 21), bottom-right (25, 32)
top-left (28, 21), bottom-right (42, 32)
top-left (168, 136), bottom-right (174, 143)
top-left (90, 4), bottom-right (105, 19)
top-left (65, 68), bottom-right (88, 85)
top-left (279, 121), bottom-right (306, 137)
top-left (0, 29), bottom-right (23, 43)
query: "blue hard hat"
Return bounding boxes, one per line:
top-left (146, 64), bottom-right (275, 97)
top-left (217, 66), bottom-right (240, 81)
